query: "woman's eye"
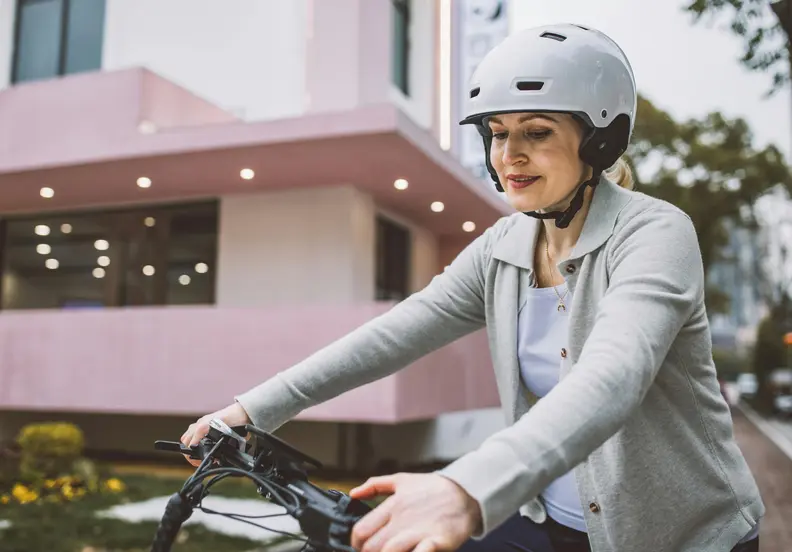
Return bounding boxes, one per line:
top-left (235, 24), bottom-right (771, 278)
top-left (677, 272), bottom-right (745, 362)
top-left (528, 129), bottom-right (552, 140)
top-left (492, 131), bottom-right (508, 140)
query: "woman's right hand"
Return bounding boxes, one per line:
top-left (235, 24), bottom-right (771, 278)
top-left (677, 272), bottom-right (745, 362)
top-left (180, 402), bottom-right (252, 467)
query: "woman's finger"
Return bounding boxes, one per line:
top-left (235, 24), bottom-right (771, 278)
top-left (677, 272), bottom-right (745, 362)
top-left (180, 423), bottom-right (196, 446)
top-left (351, 498), bottom-right (394, 551)
top-left (350, 474), bottom-right (401, 500)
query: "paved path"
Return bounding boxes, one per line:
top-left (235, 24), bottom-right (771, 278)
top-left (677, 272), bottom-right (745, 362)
top-left (732, 406), bottom-right (792, 551)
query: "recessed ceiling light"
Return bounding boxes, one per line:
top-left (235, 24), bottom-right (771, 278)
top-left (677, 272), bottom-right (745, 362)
top-left (240, 168), bottom-right (255, 180)
top-left (138, 120), bottom-right (158, 134)
top-left (40, 187), bottom-right (54, 198)
top-left (144, 217), bottom-right (156, 227)
top-left (430, 201), bottom-right (445, 213)
top-left (179, 274), bottom-right (191, 286)
top-left (45, 258), bottom-right (59, 270)
top-left (137, 177), bottom-right (152, 188)
top-left (195, 262), bottom-right (209, 274)
top-left (60, 223), bottom-right (72, 234)
top-left (394, 178), bottom-right (409, 190)
top-left (94, 239), bottom-right (109, 251)
top-left (36, 244), bottom-right (51, 255)
top-left (93, 267), bottom-right (106, 279)
top-left (35, 225), bottom-right (50, 236)
top-left (142, 265), bottom-right (155, 276)
top-left (462, 221), bottom-right (476, 232)
top-left (97, 256), bottom-right (110, 267)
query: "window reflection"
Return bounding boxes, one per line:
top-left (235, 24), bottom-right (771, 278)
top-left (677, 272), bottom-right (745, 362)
top-left (0, 201), bottom-right (217, 309)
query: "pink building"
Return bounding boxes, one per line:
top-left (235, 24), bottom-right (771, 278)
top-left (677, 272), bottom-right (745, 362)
top-left (0, 0), bottom-right (512, 469)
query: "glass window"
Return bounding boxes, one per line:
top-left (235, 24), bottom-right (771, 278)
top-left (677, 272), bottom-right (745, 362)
top-left (0, 201), bottom-right (218, 310)
top-left (12, 0), bottom-right (105, 84)
top-left (64, 0), bottom-right (106, 74)
top-left (391, 0), bottom-right (410, 96)
top-left (12, 0), bottom-right (64, 83)
top-left (375, 216), bottom-right (411, 301)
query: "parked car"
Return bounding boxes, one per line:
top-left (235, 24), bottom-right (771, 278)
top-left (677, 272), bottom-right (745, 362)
top-left (773, 394), bottom-right (792, 418)
top-left (736, 373), bottom-right (759, 399)
top-left (770, 369), bottom-right (792, 418)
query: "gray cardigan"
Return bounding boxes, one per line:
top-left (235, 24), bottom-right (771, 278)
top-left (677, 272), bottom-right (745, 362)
top-left (235, 176), bottom-right (764, 552)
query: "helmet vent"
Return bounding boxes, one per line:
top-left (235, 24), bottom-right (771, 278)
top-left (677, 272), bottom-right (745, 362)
top-left (540, 31), bottom-right (566, 42)
top-left (516, 81), bottom-right (544, 91)
top-left (470, 87), bottom-right (481, 98)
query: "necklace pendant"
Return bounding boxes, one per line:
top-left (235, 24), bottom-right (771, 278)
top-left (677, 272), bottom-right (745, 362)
top-left (557, 303), bottom-right (566, 312)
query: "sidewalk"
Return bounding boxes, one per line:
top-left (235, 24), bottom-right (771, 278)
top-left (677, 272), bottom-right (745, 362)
top-left (732, 406), bottom-right (792, 551)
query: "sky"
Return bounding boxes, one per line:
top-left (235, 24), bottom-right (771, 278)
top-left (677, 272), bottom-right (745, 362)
top-left (509, 0), bottom-right (792, 161)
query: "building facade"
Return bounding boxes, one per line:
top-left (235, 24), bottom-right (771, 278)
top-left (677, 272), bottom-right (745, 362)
top-left (0, 0), bottom-right (515, 470)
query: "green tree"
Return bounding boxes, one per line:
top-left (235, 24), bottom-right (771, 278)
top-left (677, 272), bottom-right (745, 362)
top-left (628, 94), bottom-right (792, 312)
top-left (685, 0), bottom-right (792, 94)
top-left (752, 310), bottom-right (788, 412)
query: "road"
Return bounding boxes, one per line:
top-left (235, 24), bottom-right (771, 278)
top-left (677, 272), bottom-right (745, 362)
top-left (732, 406), bottom-right (792, 551)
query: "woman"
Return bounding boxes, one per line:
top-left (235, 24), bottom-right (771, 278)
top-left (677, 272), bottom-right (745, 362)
top-left (180, 24), bottom-right (764, 552)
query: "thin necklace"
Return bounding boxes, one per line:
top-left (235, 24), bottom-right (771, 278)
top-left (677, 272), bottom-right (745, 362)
top-left (544, 234), bottom-right (569, 312)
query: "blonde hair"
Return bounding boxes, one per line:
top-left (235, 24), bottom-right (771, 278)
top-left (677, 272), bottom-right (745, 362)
top-left (604, 157), bottom-right (634, 190)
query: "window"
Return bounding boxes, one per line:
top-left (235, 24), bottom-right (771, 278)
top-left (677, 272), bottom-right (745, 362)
top-left (391, 0), bottom-right (410, 96)
top-left (375, 216), bottom-right (411, 301)
top-left (12, 0), bottom-right (106, 84)
top-left (0, 201), bottom-right (218, 310)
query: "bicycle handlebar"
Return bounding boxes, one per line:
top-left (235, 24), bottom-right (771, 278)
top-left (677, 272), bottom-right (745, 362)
top-left (149, 419), bottom-right (371, 552)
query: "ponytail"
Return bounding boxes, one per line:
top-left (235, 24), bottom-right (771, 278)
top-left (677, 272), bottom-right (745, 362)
top-left (604, 157), bottom-right (634, 190)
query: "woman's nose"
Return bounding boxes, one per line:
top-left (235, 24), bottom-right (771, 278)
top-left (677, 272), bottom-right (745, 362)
top-left (501, 138), bottom-right (526, 166)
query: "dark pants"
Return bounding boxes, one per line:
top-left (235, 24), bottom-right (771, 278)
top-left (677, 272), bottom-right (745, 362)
top-left (455, 513), bottom-right (760, 552)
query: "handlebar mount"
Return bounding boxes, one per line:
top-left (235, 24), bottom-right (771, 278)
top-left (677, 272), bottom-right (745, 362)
top-left (150, 419), bottom-right (371, 552)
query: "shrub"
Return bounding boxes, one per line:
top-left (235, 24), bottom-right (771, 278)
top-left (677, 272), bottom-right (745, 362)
top-left (0, 447), bottom-right (21, 491)
top-left (0, 422), bottom-right (126, 506)
top-left (16, 422), bottom-right (85, 484)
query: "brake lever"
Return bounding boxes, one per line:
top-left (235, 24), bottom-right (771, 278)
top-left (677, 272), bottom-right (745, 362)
top-left (154, 440), bottom-right (201, 460)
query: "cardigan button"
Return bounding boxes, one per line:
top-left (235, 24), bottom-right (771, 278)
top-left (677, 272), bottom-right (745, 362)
top-left (589, 502), bottom-right (601, 513)
top-left (561, 348), bottom-right (568, 358)
top-left (565, 264), bottom-right (577, 274)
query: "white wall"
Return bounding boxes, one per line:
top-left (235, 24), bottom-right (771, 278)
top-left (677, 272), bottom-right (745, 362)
top-left (0, 0), bottom-right (16, 91)
top-left (216, 186), bottom-right (376, 307)
top-left (102, 0), bottom-right (308, 121)
top-left (390, 0), bottom-right (436, 130)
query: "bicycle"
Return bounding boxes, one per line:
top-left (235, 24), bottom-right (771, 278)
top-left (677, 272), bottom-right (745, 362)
top-left (150, 418), bottom-right (371, 552)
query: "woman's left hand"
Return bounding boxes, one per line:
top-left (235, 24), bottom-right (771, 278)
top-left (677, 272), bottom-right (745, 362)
top-left (349, 472), bottom-right (482, 551)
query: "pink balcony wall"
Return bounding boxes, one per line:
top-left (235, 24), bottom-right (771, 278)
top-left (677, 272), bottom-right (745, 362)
top-left (0, 304), bottom-right (498, 423)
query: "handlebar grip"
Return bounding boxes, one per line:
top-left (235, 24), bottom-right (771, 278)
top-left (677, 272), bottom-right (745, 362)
top-left (150, 492), bottom-right (193, 552)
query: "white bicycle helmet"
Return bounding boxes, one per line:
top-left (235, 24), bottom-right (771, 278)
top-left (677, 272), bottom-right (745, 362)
top-left (461, 23), bottom-right (637, 228)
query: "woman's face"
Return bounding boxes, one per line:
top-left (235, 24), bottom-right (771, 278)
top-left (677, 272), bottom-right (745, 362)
top-left (487, 112), bottom-right (591, 213)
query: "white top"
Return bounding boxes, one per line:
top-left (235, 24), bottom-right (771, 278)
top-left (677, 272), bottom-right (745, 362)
top-left (517, 283), bottom-right (588, 533)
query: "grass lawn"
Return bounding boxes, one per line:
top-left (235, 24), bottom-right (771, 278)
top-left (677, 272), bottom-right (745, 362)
top-left (0, 469), bottom-right (296, 552)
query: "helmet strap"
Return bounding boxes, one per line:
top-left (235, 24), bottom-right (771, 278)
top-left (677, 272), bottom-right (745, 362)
top-left (522, 170), bottom-right (602, 229)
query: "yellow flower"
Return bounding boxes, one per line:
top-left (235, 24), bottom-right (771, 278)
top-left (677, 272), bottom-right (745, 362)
top-left (0, 495), bottom-right (9, 504)
top-left (104, 478), bottom-right (125, 493)
top-left (61, 484), bottom-right (75, 500)
top-left (56, 476), bottom-right (72, 486)
top-left (12, 484), bottom-right (38, 504)
top-left (44, 479), bottom-right (58, 489)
